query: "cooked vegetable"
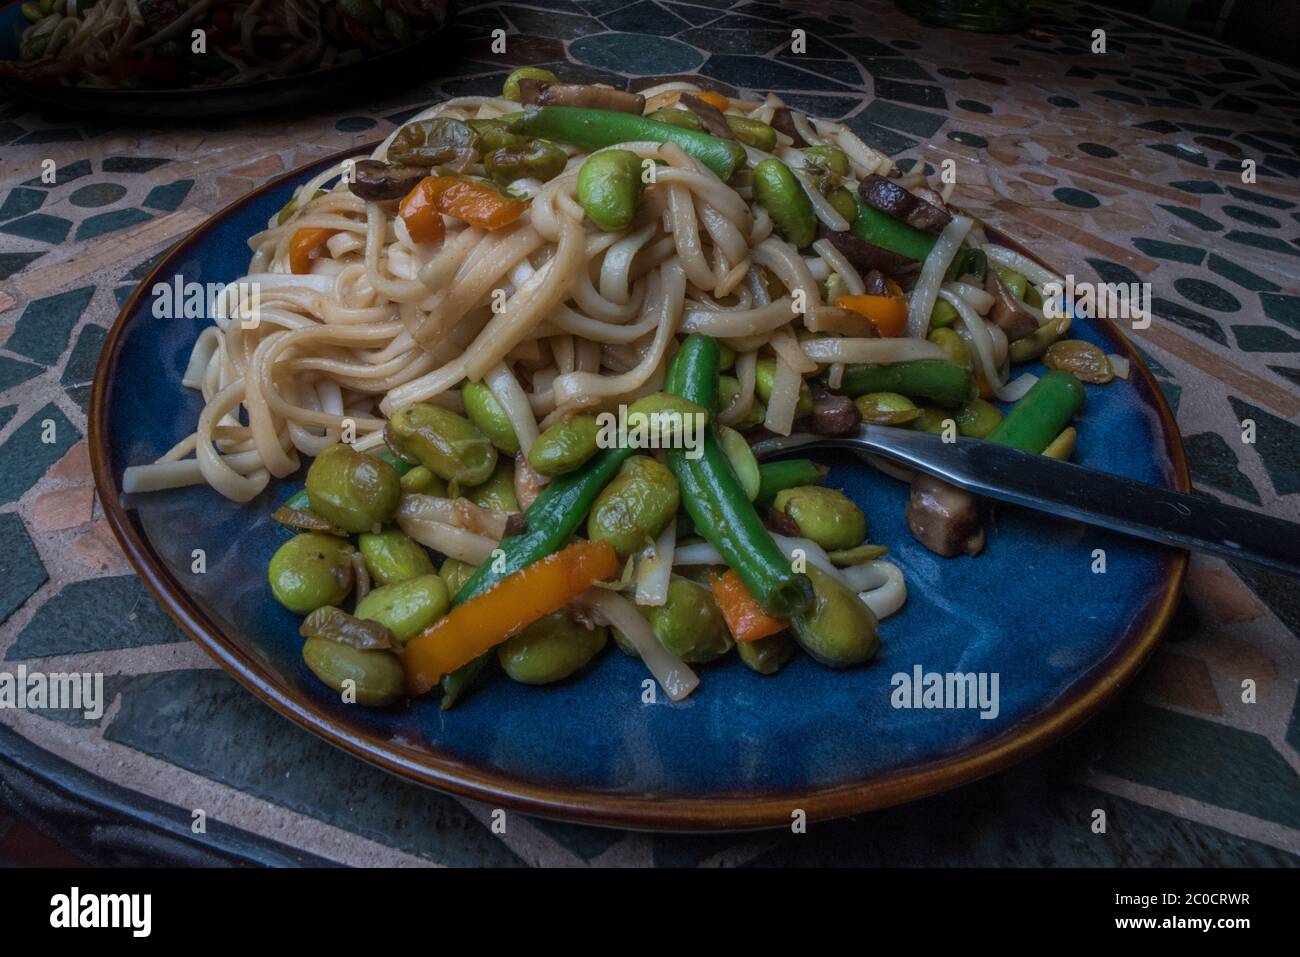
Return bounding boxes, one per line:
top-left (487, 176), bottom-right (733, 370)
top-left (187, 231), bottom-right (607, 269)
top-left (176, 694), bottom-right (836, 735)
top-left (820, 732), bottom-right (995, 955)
top-left (753, 158), bottom-right (816, 248)
top-left (289, 227), bottom-right (337, 274)
top-left (439, 558), bottom-right (477, 599)
top-left (509, 107), bottom-right (747, 182)
top-left (528, 414), bottom-right (601, 477)
top-left (399, 465), bottom-right (446, 496)
top-left (717, 424), bottom-right (761, 500)
top-left (737, 632), bottom-right (797, 674)
top-left (355, 574), bottom-right (450, 645)
top-left (802, 145), bottom-right (850, 176)
top-left (402, 538), bottom-right (621, 694)
top-left (388, 118), bottom-right (479, 167)
top-left (302, 636), bottom-right (404, 707)
top-left (854, 391), bottom-right (922, 425)
top-left (789, 564), bottom-right (878, 667)
top-left (773, 486), bottom-right (866, 551)
top-left (587, 455), bottom-right (680, 558)
top-left (755, 357), bottom-right (813, 416)
top-left (305, 444), bottom-right (401, 534)
top-left (502, 66), bottom-right (558, 102)
top-left (858, 173), bottom-right (952, 234)
top-left (985, 370), bottom-right (1085, 453)
top-left (927, 326), bottom-right (973, 371)
top-left (387, 403), bottom-right (498, 486)
top-left (466, 459), bottom-right (520, 513)
top-left (300, 606), bottom-right (394, 650)
top-left (269, 532), bottom-right (355, 614)
top-left (404, 175), bottom-right (529, 232)
top-left (1044, 340), bottom-right (1114, 384)
top-left (1043, 426), bottom-right (1077, 460)
top-left (984, 268), bottom-right (1039, 341)
top-left (483, 139), bottom-right (568, 186)
top-left (461, 381), bottom-right (521, 454)
top-left (710, 570), bottom-right (787, 644)
top-left (518, 80), bottom-right (646, 114)
top-left (349, 159), bottom-right (428, 202)
top-left (497, 612), bottom-right (608, 684)
top-left (827, 187), bottom-right (858, 224)
top-left (952, 398), bottom-right (1003, 439)
top-left (679, 92), bottom-right (735, 138)
top-left (1009, 315), bottom-right (1071, 363)
top-left (756, 458), bottom-right (829, 506)
top-left (906, 473), bottom-right (986, 558)
top-left (929, 298), bottom-right (959, 329)
top-left (358, 528), bottom-right (435, 585)
top-left (665, 335), bottom-right (812, 617)
top-left (837, 359), bottom-right (975, 407)
top-left (398, 179), bottom-right (446, 244)
top-left (577, 149), bottom-right (646, 231)
top-left (725, 115), bottom-right (777, 150)
top-left (817, 221), bottom-right (918, 277)
top-left (719, 375), bottom-right (767, 431)
top-left (646, 108), bottom-right (704, 130)
top-left (641, 577), bottom-right (733, 663)
top-left (836, 289), bottom-right (909, 338)
top-left (850, 198), bottom-right (936, 262)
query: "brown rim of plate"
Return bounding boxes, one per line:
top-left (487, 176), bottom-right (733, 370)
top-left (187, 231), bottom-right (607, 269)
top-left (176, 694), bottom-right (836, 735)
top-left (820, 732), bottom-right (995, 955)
top-left (90, 143), bottom-right (1190, 832)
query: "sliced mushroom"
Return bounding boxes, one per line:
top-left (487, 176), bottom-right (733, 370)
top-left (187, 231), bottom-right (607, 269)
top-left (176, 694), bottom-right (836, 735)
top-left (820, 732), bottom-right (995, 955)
top-left (858, 174), bottom-right (952, 235)
top-left (815, 223), bottom-right (918, 278)
top-left (517, 80), bottom-right (645, 114)
top-left (984, 268), bottom-right (1040, 341)
top-left (348, 159), bottom-right (429, 201)
top-left (679, 93), bottom-right (735, 139)
top-left (862, 268), bottom-right (890, 296)
top-left (770, 106), bottom-right (808, 146)
top-left (905, 475), bottom-right (985, 558)
top-left (807, 388), bottom-right (861, 435)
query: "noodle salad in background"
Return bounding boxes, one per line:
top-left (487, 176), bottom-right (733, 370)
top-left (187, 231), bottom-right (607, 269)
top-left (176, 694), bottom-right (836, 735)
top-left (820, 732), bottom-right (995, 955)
top-left (7, 0), bottom-right (442, 87)
top-left (122, 70), bottom-right (1125, 709)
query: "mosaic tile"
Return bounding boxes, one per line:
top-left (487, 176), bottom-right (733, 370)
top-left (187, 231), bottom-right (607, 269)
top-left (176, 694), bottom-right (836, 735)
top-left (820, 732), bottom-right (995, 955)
top-left (871, 78), bottom-right (947, 111)
top-left (59, 324), bottom-right (105, 394)
top-left (103, 670), bottom-right (524, 866)
top-left (1229, 397), bottom-right (1300, 497)
top-left (1226, 184), bottom-right (1295, 209)
top-left (0, 187), bottom-right (46, 221)
top-left (1132, 238), bottom-right (1204, 264)
top-left (1184, 432), bottom-right (1261, 504)
top-left (600, 0), bottom-right (690, 35)
top-left (1260, 293), bottom-right (1300, 334)
top-left (6, 575), bottom-right (186, 660)
top-left (1173, 277), bottom-right (1240, 312)
top-left (1230, 325), bottom-right (1300, 352)
top-left (0, 213), bottom-right (72, 244)
top-left (0, 403), bottom-right (80, 506)
top-left (844, 117), bottom-right (918, 156)
top-left (5, 286), bottom-right (94, 366)
top-left (101, 156), bottom-right (171, 173)
top-left (700, 54), bottom-right (854, 93)
top-left (1158, 203), bottom-right (1221, 232)
top-left (0, 513), bottom-right (47, 624)
top-left (855, 99), bottom-right (945, 138)
top-left (1149, 297), bottom-right (1225, 345)
top-left (1054, 187), bottom-right (1099, 208)
top-left (143, 180), bottom-right (194, 212)
top-left (500, 4), bottom-right (603, 39)
top-left (0, 355), bottom-right (43, 392)
top-left (1206, 253), bottom-right (1279, 292)
top-left (571, 33), bottom-right (703, 74)
top-left (0, 252), bottom-right (44, 280)
top-left (75, 208), bottom-right (153, 241)
top-left (68, 183), bottom-right (127, 208)
top-left (1222, 204), bottom-right (1281, 229)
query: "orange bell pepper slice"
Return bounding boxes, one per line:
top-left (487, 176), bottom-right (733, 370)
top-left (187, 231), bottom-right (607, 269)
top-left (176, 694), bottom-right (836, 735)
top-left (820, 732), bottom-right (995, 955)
top-left (407, 175), bottom-right (529, 232)
top-left (691, 90), bottom-right (730, 112)
top-left (288, 227), bottom-right (338, 275)
top-left (710, 569), bottom-right (787, 644)
top-left (398, 179), bottom-right (447, 244)
top-left (836, 287), bottom-right (910, 338)
top-left (401, 539), bottom-right (621, 696)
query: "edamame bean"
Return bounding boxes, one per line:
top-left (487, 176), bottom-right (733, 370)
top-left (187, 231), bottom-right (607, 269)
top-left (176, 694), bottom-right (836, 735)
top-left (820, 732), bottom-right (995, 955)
top-left (953, 398), bottom-right (1003, 438)
top-left (929, 299), bottom-right (959, 329)
top-left (305, 444), bottom-right (401, 534)
top-left (625, 392), bottom-right (708, 448)
top-left (911, 407), bottom-right (952, 434)
top-left (753, 159), bottom-right (815, 248)
top-left (641, 578), bottom-right (733, 663)
top-left (755, 357), bottom-right (813, 415)
top-left (399, 465), bottom-right (447, 496)
top-left (302, 636), bottom-right (404, 706)
top-left (1009, 315), bottom-right (1071, 363)
top-left (927, 327), bottom-right (973, 372)
top-left (269, 533), bottom-right (355, 614)
top-left (725, 115), bottom-right (777, 150)
top-left (577, 149), bottom-right (646, 232)
top-left (497, 612), bottom-right (608, 684)
top-left (527, 414), bottom-right (601, 477)
top-left (502, 66), bottom-right (557, 102)
top-left (1044, 340), bottom-right (1114, 384)
top-left (737, 632), bottom-right (797, 675)
top-left (462, 381), bottom-right (520, 454)
top-left (854, 391), bottom-right (921, 425)
top-left (466, 459), bottom-right (519, 513)
top-left (484, 139), bottom-right (568, 186)
top-left (828, 187), bottom-right (858, 224)
top-left (587, 455), bottom-right (680, 557)
top-left (802, 145), bottom-right (850, 177)
top-left (388, 403), bottom-right (497, 486)
top-left (358, 529), bottom-right (435, 586)
top-left (790, 564), bottom-right (878, 667)
top-left (354, 574), bottom-right (449, 645)
top-left (992, 264), bottom-right (1028, 300)
top-left (773, 486), bottom-right (866, 551)
top-left (718, 425), bottom-right (760, 501)
top-left (439, 559), bottom-right (477, 600)
top-left (646, 108), bottom-right (703, 131)
top-left (719, 375), bottom-right (767, 431)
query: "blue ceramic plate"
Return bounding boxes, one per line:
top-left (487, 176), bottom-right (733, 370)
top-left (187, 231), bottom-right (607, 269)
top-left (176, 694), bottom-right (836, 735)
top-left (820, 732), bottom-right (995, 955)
top-left (0, 0), bottom-right (452, 119)
top-left (92, 147), bottom-right (1188, 830)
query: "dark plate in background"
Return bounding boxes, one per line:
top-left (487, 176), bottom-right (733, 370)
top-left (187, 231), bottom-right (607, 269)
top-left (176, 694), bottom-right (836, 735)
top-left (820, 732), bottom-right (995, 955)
top-left (0, 0), bottom-right (453, 119)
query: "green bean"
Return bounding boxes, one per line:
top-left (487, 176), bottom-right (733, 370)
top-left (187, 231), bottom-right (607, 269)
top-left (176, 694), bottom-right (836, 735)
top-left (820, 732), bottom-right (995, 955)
top-left (665, 335), bottom-right (812, 617)
top-left (358, 529), bottom-right (435, 586)
top-left (985, 370), bottom-right (1085, 453)
top-left (354, 574), bottom-right (449, 645)
top-left (726, 115), bottom-right (777, 150)
top-left (753, 158), bottom-right (816, 248)
top-left (641, 578), bottom-right (733, 663)
top-left (269, 533), bottom-right (355, 615)
top-left (802, 145), bottom-right (851, 177)
top-left (577, 149), bottom-right (646, 231)
top-left (854, 391), bottom-right (922, 426)
top-left (587, 455), bottom-right (680, 558)
top-left (528, 414), bottom-right (601, 476)
top-left (790, 564), bottom-right (878, 667)
top-left (497, 612), bottom-right (607, 684)
top-left (953, 398), bottom-right (1003, 438)
top-left (1044, 340), bottom-right (1114, 384)
top-left (510, 106), bottom-right (747, 182)
top-left (737, 632), bottom-right (797, 675)
top-left (387, 403), bottom-right (497, 486)
top-left (302, 637), bottom-right (403, 707)
top-left (718, 424), bottom-right (760, 501)
top-left (305, 444), bottom-right (401, 534)
top-left (850, 198), bottom-right (936, 261)
top-left (502, 66), bottom-right (557, 102)
top-left (756, 458), bottom-right (829, 506)
top-left (773, 486), bottom-right (866, 551)
top-left (837, 360), bottom-right (975, 407)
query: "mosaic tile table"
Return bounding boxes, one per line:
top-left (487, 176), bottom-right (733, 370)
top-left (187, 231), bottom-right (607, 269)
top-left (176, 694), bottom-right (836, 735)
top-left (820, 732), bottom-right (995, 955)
top-left (1, 0), bottom-right (1298, 867)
